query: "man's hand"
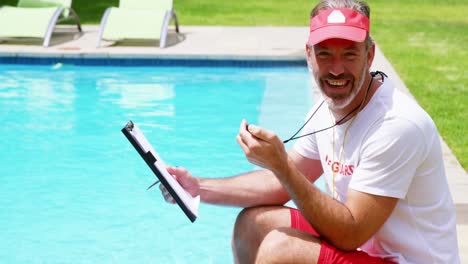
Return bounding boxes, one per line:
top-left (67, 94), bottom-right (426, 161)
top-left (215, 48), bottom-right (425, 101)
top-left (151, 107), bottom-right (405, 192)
top-left (236, 119), bottom-right (289, 174)
top-left (159, 166), bottom-right (200, 204)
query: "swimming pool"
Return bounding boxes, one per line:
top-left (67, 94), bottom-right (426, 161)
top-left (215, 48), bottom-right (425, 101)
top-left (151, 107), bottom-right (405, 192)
top-left (0, 62), bottom-right (316, 263)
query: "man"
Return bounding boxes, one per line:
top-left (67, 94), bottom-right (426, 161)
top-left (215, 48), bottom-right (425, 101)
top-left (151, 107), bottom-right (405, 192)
top-left (160, 0), bottom-right (460, 263)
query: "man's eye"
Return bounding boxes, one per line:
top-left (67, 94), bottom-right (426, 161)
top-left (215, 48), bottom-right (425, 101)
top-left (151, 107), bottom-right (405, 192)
top-left (344, 53), bottom-right (358, 59)
top-left (316, 52), bottom-right (330, 59)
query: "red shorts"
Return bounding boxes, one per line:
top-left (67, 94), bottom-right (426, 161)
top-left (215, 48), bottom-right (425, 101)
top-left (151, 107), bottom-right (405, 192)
top-left (290, 208), bottom-right (396, 264)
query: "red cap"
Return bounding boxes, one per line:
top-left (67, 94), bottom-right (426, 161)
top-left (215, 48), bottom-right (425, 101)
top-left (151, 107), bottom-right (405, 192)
top-left (308, 8), bottom-right (370, 46)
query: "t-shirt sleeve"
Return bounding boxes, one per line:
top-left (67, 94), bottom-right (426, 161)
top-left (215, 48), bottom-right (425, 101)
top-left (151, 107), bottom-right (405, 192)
top-left (349, 117), bottom-right (427, 199)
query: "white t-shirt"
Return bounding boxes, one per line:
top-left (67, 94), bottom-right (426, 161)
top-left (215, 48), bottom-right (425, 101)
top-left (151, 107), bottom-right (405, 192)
top-left (293, 78), bottom-right (459, 264)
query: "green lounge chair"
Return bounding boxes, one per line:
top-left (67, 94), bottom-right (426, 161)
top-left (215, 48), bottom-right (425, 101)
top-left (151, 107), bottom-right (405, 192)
top-left (0, 0), bottom-right (82, 47)
top-left (97, 0), bottom-right (179, 48)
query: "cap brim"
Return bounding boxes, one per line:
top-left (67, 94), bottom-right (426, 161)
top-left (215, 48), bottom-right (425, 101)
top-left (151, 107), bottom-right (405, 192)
top-left (308, 26), bottom-right (367, 46)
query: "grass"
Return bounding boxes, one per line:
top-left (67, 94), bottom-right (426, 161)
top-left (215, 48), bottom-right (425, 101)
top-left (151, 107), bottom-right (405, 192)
top-left (3, 0), bottom-right (466, 170)
top-left (371, 1), bottom-right (467, 170)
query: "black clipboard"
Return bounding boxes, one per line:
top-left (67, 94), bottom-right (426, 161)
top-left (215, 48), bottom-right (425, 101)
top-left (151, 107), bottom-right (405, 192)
top-left (122, 120), bottom-right (199, 222)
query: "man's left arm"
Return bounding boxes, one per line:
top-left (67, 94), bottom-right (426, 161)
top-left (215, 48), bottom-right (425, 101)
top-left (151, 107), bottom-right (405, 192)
top-left (277, 161), bottom-right (398, 251)
top-left (239, 122), bottom-right (399, 251)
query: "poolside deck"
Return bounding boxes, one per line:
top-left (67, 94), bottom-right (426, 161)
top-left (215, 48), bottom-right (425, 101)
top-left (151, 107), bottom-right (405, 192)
top-left (1, 25), bottom-right (466, 262)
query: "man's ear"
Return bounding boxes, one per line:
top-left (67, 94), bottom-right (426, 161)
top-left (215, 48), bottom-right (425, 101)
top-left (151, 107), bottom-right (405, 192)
top-left (305, 44), bottom-right (313, 70)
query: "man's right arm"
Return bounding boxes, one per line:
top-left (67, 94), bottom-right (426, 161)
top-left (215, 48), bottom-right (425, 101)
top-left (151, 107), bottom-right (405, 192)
top-left (198, 169), bottom-right (289, 207)
top-left (164, 149), bottom-right (323, 208)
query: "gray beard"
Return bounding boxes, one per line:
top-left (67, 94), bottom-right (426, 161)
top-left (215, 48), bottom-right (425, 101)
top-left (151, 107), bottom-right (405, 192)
top-left (315, 62), bottom-right (368, 111)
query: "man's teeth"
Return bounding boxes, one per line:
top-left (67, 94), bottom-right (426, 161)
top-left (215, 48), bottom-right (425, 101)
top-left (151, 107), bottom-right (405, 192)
top-left (328, 80), bottom-right (347, 86)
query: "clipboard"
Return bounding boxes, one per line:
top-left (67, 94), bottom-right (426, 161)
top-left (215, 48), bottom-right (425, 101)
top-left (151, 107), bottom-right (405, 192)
top-left (122, 120), bottom-right (199, 222)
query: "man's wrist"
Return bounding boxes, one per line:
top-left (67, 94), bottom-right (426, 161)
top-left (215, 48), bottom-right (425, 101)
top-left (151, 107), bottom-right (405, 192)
top-left (271, 155), bottom-right (294, 181)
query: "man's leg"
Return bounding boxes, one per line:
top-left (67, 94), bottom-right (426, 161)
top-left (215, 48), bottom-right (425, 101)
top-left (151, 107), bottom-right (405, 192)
top-left (256, 227), bottom-right (322, 264)
top-left (232, 206), bottom-right (321, 264)
top-left (233, 206), bottom-right (396, 264)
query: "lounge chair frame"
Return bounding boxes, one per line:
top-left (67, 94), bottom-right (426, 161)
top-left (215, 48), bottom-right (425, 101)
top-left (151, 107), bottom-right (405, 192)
top-left (43, 7), bottom-right (82, 47)
top-left (96, 8), bottom-right (179, 48)
top-left (0, 3), bottom-right (82, 47)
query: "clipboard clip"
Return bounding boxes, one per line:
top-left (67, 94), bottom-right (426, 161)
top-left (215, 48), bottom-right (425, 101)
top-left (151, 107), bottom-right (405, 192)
top-left (147, 180), bottom-right (160, 190)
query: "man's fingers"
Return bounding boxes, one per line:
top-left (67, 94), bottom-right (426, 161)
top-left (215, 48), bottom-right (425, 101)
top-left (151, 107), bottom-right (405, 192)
top-left (238, 119), bottom-right (260, 146)
top-left (237, 119), bottom-right (258, 153)
top-left (247, 124), bottom-right (276, 142)
top-left (236, 119), bottom-right (253, 146)
top-left (239, 118), bottom-right (275, 143)
top-left (160, 183), bottom-right (176, 204)
top-left (164, 193), bottom-right (175, 204)
top-left (160, 184), bottom-right (170, 197)
top-left (236, 134), bottom-right (249, 153)
top-left (167, 166), bottom-right (185, 176)
top-left (238, 120), bottom-right (252, 141)
top-left (166, 166), bottom-right (176, 174)
top-left (239, 119), bottom-right (248, 132)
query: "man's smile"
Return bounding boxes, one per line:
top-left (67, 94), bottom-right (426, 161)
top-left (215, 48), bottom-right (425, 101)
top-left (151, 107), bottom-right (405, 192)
top-left (323, 79), bottom-right (352, 95)
top-left (326, 79), bottom-right (349, 87)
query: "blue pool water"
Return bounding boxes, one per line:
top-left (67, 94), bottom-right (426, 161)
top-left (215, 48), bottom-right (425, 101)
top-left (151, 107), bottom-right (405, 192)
top-left (0, 62), bottom-right (315, 263)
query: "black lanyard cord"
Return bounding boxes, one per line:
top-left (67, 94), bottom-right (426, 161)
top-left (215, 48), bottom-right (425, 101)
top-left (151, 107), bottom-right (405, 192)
top-left (283, 100), bottom-right (361, 143)
top-left (282, 71), bottom-right (386, 144)
top-left (283, 100), bottom-right (325, 144)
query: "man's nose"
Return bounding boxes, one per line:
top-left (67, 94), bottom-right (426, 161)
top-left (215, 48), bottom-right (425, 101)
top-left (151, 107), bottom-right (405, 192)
top-left (329, 58), bottom-right (345, 77)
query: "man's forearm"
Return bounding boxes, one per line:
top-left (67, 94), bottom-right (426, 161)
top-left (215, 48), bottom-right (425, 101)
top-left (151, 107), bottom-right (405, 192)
top-left (198, 170), bottom-right (290, 207)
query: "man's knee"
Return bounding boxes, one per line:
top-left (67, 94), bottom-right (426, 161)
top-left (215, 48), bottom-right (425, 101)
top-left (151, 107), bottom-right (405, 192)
top-left (233, 207), bottom-right (267, 246)
top-left (234, 207), bottom-right (258, 234)
top-left (232, 206), bottom-right (290, 257)
top-left (256, 227), bottom-right (322, 264)
top-left (256, 229), bottom-right (291, 263)
top-left (233, 206), bottom-right (289, 242)
top-left (232, 207), bottom-right (274, 263)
